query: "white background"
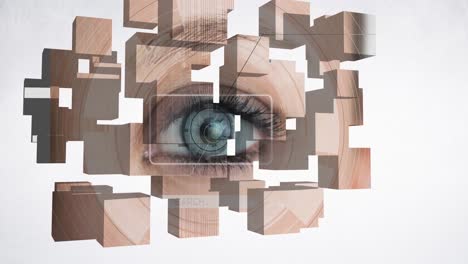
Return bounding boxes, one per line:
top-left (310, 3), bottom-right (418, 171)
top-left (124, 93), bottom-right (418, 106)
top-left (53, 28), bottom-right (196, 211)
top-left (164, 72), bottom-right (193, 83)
top-left (1, 0), bottom-right (468, 263)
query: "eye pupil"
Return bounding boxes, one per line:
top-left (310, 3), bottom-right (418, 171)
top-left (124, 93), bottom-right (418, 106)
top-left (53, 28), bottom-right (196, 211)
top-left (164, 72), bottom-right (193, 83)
top-left (202, 121), bottom-right (227, 143)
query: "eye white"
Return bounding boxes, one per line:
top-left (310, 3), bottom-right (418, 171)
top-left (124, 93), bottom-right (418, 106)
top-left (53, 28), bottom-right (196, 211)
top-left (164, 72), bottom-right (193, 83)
top-left (155, 117), bottom-right (190, 155)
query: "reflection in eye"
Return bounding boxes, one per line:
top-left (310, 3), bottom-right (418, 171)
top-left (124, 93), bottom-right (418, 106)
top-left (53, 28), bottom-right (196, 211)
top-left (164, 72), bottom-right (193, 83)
top-left (147, 86), bottom-right (285, 165)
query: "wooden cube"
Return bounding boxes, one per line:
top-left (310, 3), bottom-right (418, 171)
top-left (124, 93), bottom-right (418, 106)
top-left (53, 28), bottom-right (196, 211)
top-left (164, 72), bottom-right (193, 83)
top-left (247, 183), bottom-right (324, 235)
top-left (124, 0), bottom-right (158, 29)
top-left (73, 16), bottom-right (112, 56)
top-left (52, 182), bottom-right (150, 247)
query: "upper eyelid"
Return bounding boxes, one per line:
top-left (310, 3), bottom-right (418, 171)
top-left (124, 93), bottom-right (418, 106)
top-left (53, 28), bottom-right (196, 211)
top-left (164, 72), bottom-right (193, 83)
top-left (152, 83), bottom-right (278, 114)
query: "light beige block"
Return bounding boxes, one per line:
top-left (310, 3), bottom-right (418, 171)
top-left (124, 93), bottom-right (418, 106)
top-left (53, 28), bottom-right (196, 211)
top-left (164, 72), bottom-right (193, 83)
top-left (168, 198), bottom-right (219, 238)
top-left (248, 183), bottom-right (324, 235)
top-left (211, 179), bottom-right (266, 212)
top-left (52, 182), bottom-right (150, 247)
top-left (124, 0), bottom-right (158, 29)
top-left (73, 16), bottom-right (112, 56)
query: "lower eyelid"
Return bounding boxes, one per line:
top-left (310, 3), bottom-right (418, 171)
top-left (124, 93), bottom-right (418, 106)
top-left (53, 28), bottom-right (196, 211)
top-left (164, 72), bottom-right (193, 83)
top-left (147, 138), bottom-right (260, 164)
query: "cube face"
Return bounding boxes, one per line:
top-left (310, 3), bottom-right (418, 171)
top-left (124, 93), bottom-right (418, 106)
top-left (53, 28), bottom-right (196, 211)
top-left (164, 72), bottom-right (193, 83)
top-left (211, 179), bottom-right (266, 212)
top-left (158, 0), bottom-right (234, 44)
top-left (74, 77), bottom-right (121, 120)
top-left (51, 182), bottom-right (150, 247)
top-left (73, 16), bottom-right (112, 56)
top-left (247, 185), bottom-right (324, 235)
top-left (324, 70), bottom-right (360, 98)
top-left (318, 148), bottom-right (371, 189)
top-left (224, 35), bottom-right (271, 75)
top-left (124, 0), bottom-right (158, 29)
top-left (151, 176), bottom-right (214, 198)
top-left (51, 190), bottom-right (102, 241)
top-left (99, 196), bottom-right (151, 247)
top-left (259, 0), bottom-right (311, 49)
top-left (168, 199), bottom-right (219, 238)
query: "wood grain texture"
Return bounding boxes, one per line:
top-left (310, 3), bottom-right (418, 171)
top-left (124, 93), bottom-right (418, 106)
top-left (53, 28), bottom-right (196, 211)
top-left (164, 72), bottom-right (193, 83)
top-left (52, 182), bottom-right (150, 247)
top-left (247, 182), bottom-right (324, 235)
top-left (124, 0), bottom-right (158, 29)
top-left (73, 17), bottom-right (112, 56)
top-left (211, 178), bottom-right (266, 212)
top-left (168, 197), bottom-right (219, 238)
top-left (159, 0), bottom-right (234, 44)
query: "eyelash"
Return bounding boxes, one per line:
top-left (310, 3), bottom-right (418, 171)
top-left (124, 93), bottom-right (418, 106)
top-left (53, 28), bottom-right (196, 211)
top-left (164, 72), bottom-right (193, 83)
top-left (176, 95), bottom-right (285, 138)
top-left (218, 95), bottom-right (285, 137)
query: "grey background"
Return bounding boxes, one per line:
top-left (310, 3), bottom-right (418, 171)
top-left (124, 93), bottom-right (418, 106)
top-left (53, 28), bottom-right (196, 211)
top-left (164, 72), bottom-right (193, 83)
top-left (1, 0), bottom-right (467, 263)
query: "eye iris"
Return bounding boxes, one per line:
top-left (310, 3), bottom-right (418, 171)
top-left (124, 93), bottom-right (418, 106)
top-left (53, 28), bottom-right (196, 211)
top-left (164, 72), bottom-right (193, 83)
top-left (183, 105), bottom-right (234, 158)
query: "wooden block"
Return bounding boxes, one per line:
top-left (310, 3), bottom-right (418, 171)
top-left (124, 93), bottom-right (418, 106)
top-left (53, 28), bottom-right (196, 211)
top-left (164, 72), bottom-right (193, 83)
top-left (23, 19), bottom-right (122, 165)
top-left (43, 49), bottom-right (78, 88)
top-left (279, 181), bottom-right (319, 188)
top-left (315, 95), bottom-right (370, 189)
top-left (223, 35), bottom-right (270, 76)
top-left (320, 60), bottom-right (340, 76)
top-left (98, 193), bottom-right (151, 247)
top-left (168, 197), bottom-right (219, 238)
top-left (258, 113), bottom-right (316, 171)
top-left (258, 67), bottom-right (366, 171)
top-left (151, 176), bottom-right (220, 238)
top-left (324, 70), bottom-right (360, 98)
top-left (258, 129), bottom-right (310, 170)
top-left (211, 179), bottom-right (265, 212)
top-left (90, 62), bottom-right (122, 76)
top-left (319, 148), bottom-right (371, 189)
top-left (303, 12), bottom-right (375, 78)
top-left (134, 41), bottom-right (208, 84)
top-left (55, 182), bottom-right (91, 192)
top-left (124, 0), bottom-right (158, 29)
top-left (51, 182), bottom-right (150, 247)
top-left (308, 12), bottom-right (376, 62)
top-left (83, 124), bottom-right (133, 175)
top-left (125, 33), bottom-right (211, 100)
top-left (259, 0), bottom-right (311, 49)
top-left (70, 185), bottom-right (113, 194)
top-left (151, 176), bottom-right (214, 198)
top-left (315, 97), bottom-right (364, 156)
top-left (149, 174), bottom-right (223, 239)
top-left (247, 183), bottom-right (324, 235)
top-left (158, 0), bottom-right (234, 44)
top-left (268, 60), bottom-right (305, 117)
top-left (52, 188), bottom-right (102, 241)
top-left (73, 16), bottom-right (112, 56)
top-left (311, 12), bottom-right (375, 61)
top-left (72, 76), bottom-right (121, 120)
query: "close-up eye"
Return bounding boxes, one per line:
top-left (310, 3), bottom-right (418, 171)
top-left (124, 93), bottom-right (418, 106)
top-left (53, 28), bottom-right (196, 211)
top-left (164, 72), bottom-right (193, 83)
top-left (146, 85), bottom-right (285, 165)
top-left (13, 0), bottom-right (400, 257)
